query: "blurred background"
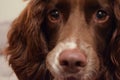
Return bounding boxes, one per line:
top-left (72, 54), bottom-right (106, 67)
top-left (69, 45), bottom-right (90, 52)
top-left (0, 0), bottom-right (28, 22)
top-left (0, 0), bottom-right (29, 51)
top-left (0, 0), bottom-right (28, 80)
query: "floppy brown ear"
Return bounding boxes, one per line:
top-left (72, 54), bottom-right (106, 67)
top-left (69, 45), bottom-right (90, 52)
top-left (6, 0), bottom-right (52, 80)
top-left (110, 0), bottom-right (120, 79)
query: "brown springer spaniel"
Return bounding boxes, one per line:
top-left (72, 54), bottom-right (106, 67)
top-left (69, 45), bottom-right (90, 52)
top-left (6, 0), bottom-right (120, 80)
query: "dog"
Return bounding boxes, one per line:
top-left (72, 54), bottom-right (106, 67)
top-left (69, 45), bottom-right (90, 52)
top-left (5, 0), bottom-right (120, 80)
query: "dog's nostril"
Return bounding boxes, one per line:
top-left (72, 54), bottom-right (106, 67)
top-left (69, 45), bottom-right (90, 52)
top-left (60, 60), bottom-right (69, 67)
top-left (75, 61), bottom-right (86, 67)
top-left (75, 61), bottom-right (81, 67)
top-left (60, 59), bottom-right (85, 68)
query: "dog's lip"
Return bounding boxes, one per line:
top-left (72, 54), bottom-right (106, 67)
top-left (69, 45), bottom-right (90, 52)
top-left (55, 75), bottom-right (98, 80)
top-left (66, 76), bottom-right (77, 80)
top-left (55, 75), bottom-right (78, 80)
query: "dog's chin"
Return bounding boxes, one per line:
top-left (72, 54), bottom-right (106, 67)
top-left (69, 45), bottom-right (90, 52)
top-left (48, 66), bottom-right (99, 80)
top-left (54, 76), bottom-right (97, 80)
top-left (54, 76), bottom-right (79, 80)
top-left (54, 77), bottom-right (97, 80)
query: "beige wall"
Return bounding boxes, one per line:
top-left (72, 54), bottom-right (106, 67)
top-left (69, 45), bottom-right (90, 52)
top-left (0, 0), bottom-right (28, 22)
top-left (0, 0), bottom-right (29, 53)
top-left (0, 1), bottom-right (29, 79)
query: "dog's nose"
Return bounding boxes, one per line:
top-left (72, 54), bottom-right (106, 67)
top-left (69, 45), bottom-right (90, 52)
top-left (59, 49), bottom-right (87, 73)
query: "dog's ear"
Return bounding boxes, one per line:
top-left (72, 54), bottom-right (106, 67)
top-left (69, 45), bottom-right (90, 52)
top-left (110, 0), bottom-right (120, 79)
top-left (5, 0), bottom-right (51, 80)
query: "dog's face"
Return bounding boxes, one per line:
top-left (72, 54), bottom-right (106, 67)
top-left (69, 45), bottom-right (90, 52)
top-left (6, 0), bottom-right (120, 79)
top-left (46, 0), bottom-right (115, 80)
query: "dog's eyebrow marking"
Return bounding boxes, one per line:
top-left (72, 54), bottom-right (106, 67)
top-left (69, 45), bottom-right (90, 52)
top-left (50, 0), bottom-right (71, 13)
top-left (85, 0), bottom-right (100, 10)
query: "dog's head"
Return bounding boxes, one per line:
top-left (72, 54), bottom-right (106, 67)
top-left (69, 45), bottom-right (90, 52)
top-left (46, 0), bottom-right (120, 80)
top-left (6, 0), bottom-right (120, 80)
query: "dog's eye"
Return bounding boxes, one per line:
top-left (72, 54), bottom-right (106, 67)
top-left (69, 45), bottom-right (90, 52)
top-left (48, 9), bottom-right (62, 23)
top-left (96, 10), bottom-right (107, 19)
top-left (94, 10), bottom-right (109, 23)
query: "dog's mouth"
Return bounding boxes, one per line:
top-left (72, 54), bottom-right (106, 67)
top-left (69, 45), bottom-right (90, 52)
top-left (65, 76), bottom-right (78, 80)
top-left (55, 76), bottom-right (78, 80)
top-left (53, 73), bottom-right (98, 80)
top-left (54, 74), bottom-right (81, 80)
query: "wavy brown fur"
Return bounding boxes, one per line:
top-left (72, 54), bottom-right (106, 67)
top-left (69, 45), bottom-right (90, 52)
top-left (6, 0), bottom-right (52, 80)
top-left (5, 0), bottom-right (120, 80)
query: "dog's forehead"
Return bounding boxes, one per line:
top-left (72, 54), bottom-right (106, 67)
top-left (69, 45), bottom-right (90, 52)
top-left (49, 0), bottom-right (110, 9)
top-left (49, 0), bottom-right (84, 7)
